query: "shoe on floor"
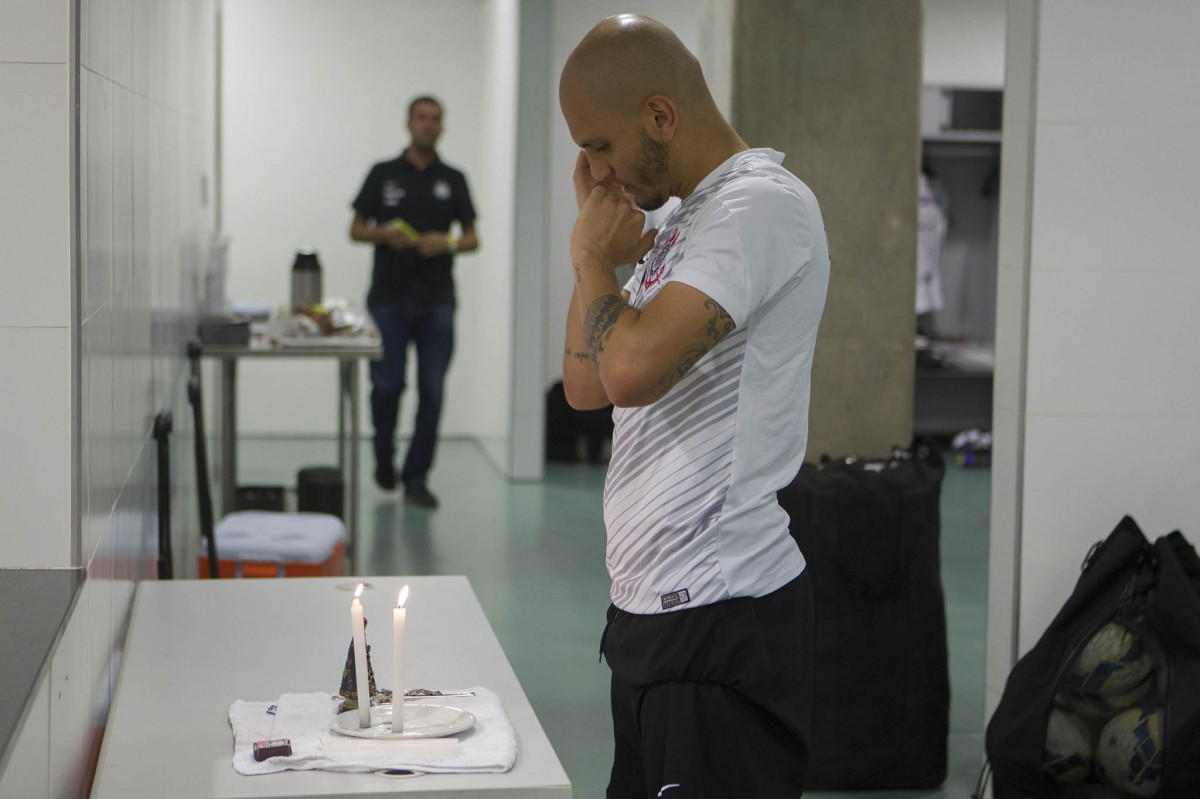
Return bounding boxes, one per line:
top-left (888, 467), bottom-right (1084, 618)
top-left (375, 465), bottom-right (397, 491)
top-left (404, 483), bottom-right (439, 508)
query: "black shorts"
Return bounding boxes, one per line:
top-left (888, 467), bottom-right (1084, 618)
top-left (601, 571), bottom-right (814, 798)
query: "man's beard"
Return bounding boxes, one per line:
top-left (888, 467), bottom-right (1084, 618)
top-left (631, 128), bottom-right (669, 211)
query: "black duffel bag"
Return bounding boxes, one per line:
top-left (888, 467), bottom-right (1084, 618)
top-left (986, 515), bottom-right (1200, 798)
top-left (778, 441), bottom-right (949, 790)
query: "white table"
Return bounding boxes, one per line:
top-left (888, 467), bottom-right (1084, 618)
top-left (90, 576), bottom-right (571, 798)
top-left (202, 335), bottom-right (383, 554)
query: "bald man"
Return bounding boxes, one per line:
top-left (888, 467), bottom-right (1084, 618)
top-left (560, 15), bottom-right (830, 798)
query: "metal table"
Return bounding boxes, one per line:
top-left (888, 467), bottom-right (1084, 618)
top-left (202, 336), bottom-right (382, 554)
top-left (89, 575), bottom-right (571, 798)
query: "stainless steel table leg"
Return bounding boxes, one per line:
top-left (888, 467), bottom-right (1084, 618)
top-left (220, 358), bottom-right (237, 516)
top-left (348, 359), bottom-right (361, 560)
top-left (337, 361), bottom-right (347, 477)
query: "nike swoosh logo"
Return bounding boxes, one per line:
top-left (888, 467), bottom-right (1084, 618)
top-left (658, 785), bottom-right (681, 797)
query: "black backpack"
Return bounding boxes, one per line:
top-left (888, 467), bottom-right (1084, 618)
top-left (985, 516), bottom-right (1200, 798)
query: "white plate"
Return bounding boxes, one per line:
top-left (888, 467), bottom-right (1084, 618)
top-left (333, 704), bottom-right (475, 739)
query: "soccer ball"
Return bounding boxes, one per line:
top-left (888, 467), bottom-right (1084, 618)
top-left (1063, 621), bottom-right (1155, 713)
top-left (1095, 706), bottom-right (1164, 797)
top-left (1042, 707), bottom-right (1093, 783)
top-left (1064, 676), bottom-right (1153, 721)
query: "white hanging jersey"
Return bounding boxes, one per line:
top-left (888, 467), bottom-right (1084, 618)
top-left (916, 172), bottom-right (947, 314)
top-left (605, 149), bottom-right (830, 614)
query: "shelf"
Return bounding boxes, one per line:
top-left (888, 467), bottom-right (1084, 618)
top-left (923, 135), bottom-right (1001, 160)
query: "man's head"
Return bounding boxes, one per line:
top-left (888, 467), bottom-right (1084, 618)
top-left (559, 14), bottom-right (722, 210)
top-left (407, 96), bottom-right (444, 151)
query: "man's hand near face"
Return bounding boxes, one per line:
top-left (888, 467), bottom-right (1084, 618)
top-left (571, 185), bottom-right (657, 272)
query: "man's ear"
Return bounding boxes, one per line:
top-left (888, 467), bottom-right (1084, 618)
top-left (644, 95), bottom-right (678, 142)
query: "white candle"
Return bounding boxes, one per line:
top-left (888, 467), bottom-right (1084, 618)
top-left (350, 583), bottom-right (372, 729)
top-left (392, 585), bottom-right (409, 734)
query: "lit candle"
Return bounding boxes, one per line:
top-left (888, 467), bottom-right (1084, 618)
top-left (350, 583), bottom-right (372, 729)
top-left (392, 585), bottom-right (409, 734)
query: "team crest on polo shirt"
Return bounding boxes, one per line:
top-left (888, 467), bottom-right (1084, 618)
top-left (382, 180), bottom-right (405, 206)
top-left (433, 180), bottom-right (452, 200)
top-left (643, 228), bottom-right (679, 290)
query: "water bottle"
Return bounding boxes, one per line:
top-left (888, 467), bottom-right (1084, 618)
top-left (291, 250), bottom-right (322, 311)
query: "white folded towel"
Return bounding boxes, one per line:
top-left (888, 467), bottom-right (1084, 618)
top-left (229, 687), bottom-right (517, 776)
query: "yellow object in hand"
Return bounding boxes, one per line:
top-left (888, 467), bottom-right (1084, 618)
top-left (391, 218), bottom-right (419, 240)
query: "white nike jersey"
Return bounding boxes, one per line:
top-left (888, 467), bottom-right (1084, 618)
top-left (605, 149), bottom-right (830, 614)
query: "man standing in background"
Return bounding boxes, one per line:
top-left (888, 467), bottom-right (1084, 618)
top-left (560, 14), bottom-right (829, 797)
top-left (350, 96), bottom-right (478, 509)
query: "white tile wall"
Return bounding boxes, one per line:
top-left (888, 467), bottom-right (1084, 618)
top-left (0, 0), bottom-right (69, 64)
top-left (0, 0), bottom-right (218, 791)
top-left (1025, 266), bottom-right (1198, 418)
top-left (109, 0), bottom-right (131, 88)
top-left (1019, 413), bottom-right (1200, 647)
top-left (1018, 0), bottom-right (1200, 654)
top-left (922, 0), bottom-right (1007, 88)
top-left (1037, 0), bottom-right (1200, 127)
top-left (112, 85), bottom-right (140, 480)
top-left (83, 67), bottom-right (112, 323)
top-left (83, 305), bottom-right (114, 560)
top-left (111, 86), bottom-right (133, 301)
top-left (1029, 124), bottom-right (1200, 275)
top-left (82, 0), bottom-right (111, 77)
top-left (128, 0), bottom-right (148, 96)
top-left (0, 63), bottom-right (72, 328)
top-left (0, 327), bottom-right (72, 566)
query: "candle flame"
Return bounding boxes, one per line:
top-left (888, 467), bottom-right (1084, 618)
top-left (354, 583), bottom-right (364, 599)
top-left (397, 585), bottom-right (410, 608)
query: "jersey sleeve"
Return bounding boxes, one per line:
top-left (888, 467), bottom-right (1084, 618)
top-left (666, 178), bottom-right (817, 328)
top-left (455, 172), bottom-right (477, 226)
top-left (351, 165), bottom-right (380, 219)
top-left (663, 201), bottom-right (751, 327)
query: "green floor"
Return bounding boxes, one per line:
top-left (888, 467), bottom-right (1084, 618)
top-left (239, 437), bottom-right (991, 797)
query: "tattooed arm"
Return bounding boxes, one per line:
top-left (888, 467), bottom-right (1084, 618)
top-left (562, 283), bottom-right (627, 410)
top-left (567, 182), bottom-right (736, 408)
top-left (576, 279), bottom-right (736, 408)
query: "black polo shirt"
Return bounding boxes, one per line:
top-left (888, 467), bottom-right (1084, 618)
top-left (352, 151), bottom-right (476, 307)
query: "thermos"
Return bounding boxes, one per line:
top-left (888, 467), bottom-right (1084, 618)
top-left (291, 250), bottom-right (322, 311)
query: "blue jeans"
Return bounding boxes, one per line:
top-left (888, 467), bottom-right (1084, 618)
top-left (368, 299), bottom-right (454, 488)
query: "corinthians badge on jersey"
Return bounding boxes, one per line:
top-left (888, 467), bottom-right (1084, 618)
top-left (643, 228), bottom-right (679, 289)
top-left (433, 180), bottom-right (452, 201)
top-left (382, 180), bottom-right (405, 206)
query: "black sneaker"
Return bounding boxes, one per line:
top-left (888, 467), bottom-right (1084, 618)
top-left (404, 484), bottom-right (439, 509)
top-left (374, 465), bottom-right (397, 491)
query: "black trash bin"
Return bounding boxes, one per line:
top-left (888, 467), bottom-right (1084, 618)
top-left (297, 466), bottom-right (344, 520)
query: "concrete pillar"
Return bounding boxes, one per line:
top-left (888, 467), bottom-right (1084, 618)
top-left (732, 0), bottom-right (922, 460)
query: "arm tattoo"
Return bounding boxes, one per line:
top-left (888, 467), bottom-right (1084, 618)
top-left (652, 299), bottom-right (736, 399)
top-left (564, 346), bottom-right (590, 364)
top-left (583, 295), bottom-right (632, 371)
top-left (704, 299), bottom-right (736, 343)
